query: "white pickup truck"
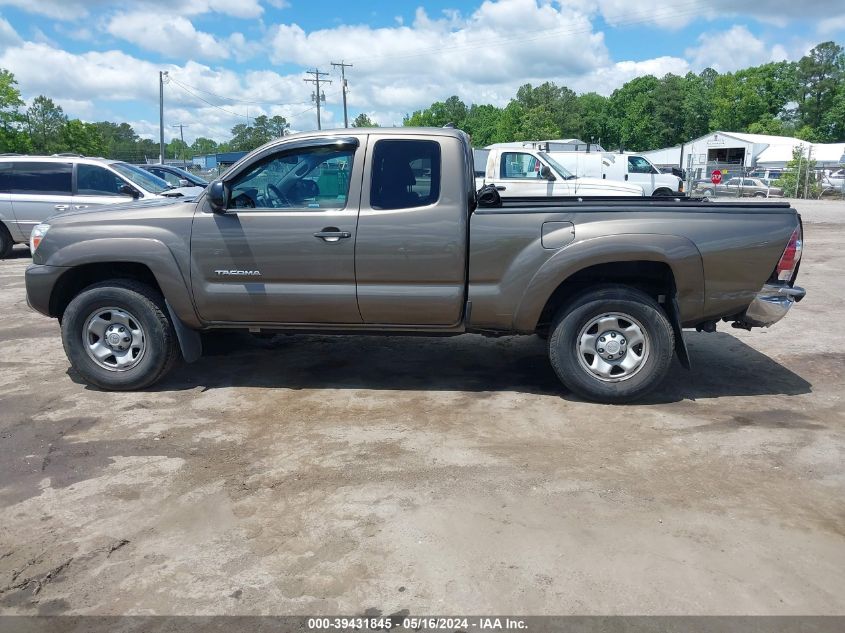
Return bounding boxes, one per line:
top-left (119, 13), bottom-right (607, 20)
top-left (547, 151), bottom-right (682, 197)
top-left (475, 147), bottom-right (643, 197)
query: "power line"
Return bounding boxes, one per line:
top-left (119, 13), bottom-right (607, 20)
top-left (165, 76), bottom-right (311, 109)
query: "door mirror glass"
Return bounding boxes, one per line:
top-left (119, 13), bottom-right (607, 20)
top-left (540, 164), bottom-right (555, 180)
top-left (119, 183), bottom-right (140, 198)
top-left (178, 178), bottom-right (190, 187)
top-left (208, 180), bottom-right (227, 213)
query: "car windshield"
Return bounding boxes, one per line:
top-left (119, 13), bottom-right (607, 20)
top-left (112, 162), bottom-right (171, 194)
top-left (538, 152), bottom-right (574, 179)
top-left (166, 165), bottom-right (208, 186)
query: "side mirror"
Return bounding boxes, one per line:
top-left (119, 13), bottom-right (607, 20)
top-left (178, 178), bottom-right (190, 187)
top-left (540, 165), bottom-right (555, 180)
top-left (119, 184), bottom-right (140, 198)
top-left (208, 180), bottom-right (227, 213)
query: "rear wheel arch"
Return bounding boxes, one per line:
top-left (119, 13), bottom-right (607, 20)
top-left (533, 260), bottom-right (677, 336)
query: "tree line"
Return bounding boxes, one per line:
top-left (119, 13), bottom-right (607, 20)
top-left (0, 40), bottom-right (843, 161)
top-left (404, 41), bottom-right (845, 150)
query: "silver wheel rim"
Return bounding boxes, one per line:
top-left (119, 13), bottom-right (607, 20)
top-left (83, 307), bottom-right (146, 372)
top-left (576, 312), bottom-right (650, 383)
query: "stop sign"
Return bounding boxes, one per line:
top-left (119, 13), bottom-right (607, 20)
top-left (711, 170), bottom-right (723, 185)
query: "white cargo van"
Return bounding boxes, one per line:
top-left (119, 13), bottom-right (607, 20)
top-left (548, 151), bottom-right (682, 196)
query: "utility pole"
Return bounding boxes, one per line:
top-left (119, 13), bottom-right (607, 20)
top-left (172, 123), bottom-right (188, 169)
top-left (304, 68), bottom-right (331, 130)
top-left (159, 71), bottom-right (168, 164)
top-left (331, 61), bottom-right (353, 128)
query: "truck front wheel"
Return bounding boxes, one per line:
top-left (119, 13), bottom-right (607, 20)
top-left (61, 280), bottom-right (179, 390)
top-left (548, 286), bottom-right (675, 403)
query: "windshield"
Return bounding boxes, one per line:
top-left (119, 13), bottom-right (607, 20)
top-left (166, 165), bottom-right (208, 186)
top-left (112, 162), bottom-right (171, 194)
top-left (538, 152), bottom-right (574, 179)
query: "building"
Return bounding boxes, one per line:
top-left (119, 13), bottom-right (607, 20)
top-left (643, 132), bottom-right (845, 180)
top-left (192, 151), bottom-right (248, 170)
top-left (485, 139), bottom-right (604, 152)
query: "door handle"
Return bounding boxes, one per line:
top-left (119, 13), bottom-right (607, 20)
top-left (495, 185), bottom-right (506, 191)
top-left (54, 204), bottom-right (70, 211)
top-left (314, 228), bottom-right (352, 243)
top-left (73, 205), bottom-right (90, 210)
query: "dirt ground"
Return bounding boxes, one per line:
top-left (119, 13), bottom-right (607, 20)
top-left (0, 200), bottom-right (843, 616)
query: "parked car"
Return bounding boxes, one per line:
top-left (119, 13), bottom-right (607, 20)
top-left (26, 127), bottom-right (805, 403)
top-left (548, 151), bottom-right (682, 196)
top-left (0, 156), bottom-right (203, 258)
top-left (476, 148), bottom-right (644, 197)
top-left (141, 164), bottom-right (209, 188)
top-left (694, 177), bottom-right (783, 198)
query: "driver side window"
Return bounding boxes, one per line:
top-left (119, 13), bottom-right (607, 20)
top-left (228, 146), bottom-right (354, 211)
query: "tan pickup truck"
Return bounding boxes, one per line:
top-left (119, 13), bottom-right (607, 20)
top-left (25, 127), bottom-right (805, 403)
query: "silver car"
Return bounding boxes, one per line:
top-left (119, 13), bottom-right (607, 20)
top-left (0, 155), bottom-right (201, 258)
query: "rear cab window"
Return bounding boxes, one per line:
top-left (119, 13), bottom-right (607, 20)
top-left (11, 162), bottom-right (72, 195)
top-left (370, 139), bottom-right (441, 210)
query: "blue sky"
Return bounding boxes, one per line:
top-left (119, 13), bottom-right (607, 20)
top-left (0, 0), bottom-right (842, 144)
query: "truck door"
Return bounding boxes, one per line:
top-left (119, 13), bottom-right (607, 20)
top-left (626, 155), bottom-right (656, 195)
top-left (355, 134), bottom-right (467, 325)
top-left (487, 151), bottom-right (571, 197)
top-left (189, 137), bottom-right (363, 324)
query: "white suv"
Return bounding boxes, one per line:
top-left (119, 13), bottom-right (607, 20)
top-left (0, 155), bottom-right (201, 258)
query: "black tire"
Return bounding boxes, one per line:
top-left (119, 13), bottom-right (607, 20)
top-left (754, 192), bottom-right (766, 198)
top-left (548, 286), bottom-right (675, 403)
top-left (652, 188), bottom-right (673, 197)
top-left (0, 224), bottom-right (13, 259)
top-left (61, 280), bottom-right (179, 390)
top-left (702, 189), bottom-right (714, 197)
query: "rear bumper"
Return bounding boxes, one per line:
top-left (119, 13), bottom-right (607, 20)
top-left (25, 263), bottom-right (68, 317)
top-left (741, 283), bottom-right (806, 327)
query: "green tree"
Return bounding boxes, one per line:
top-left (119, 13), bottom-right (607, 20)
top-left (575, 92), bottom-right (610, 147)
top-left (27, 95), bottom-right (67, 154)
top-left (0, 69), bottom-right (29, 153)
top-left (191, 137), bottom-right (219, 155)
top-left (404, 95), bottom-right (469, 128)
top-left (60, 119), bottom-right (105, 156)
top-left (607, 75), bottom-right (661, 150)
top-left (351, 113), bottom-right (378, 127)
top-left (167, 137), bottom-right (190, 162)
top-left (796, 41), bottom-right (845, 132)
top-left (462, 104), bottom-right (502, 146)
top-left (776, 146), bottom-right (820, 198)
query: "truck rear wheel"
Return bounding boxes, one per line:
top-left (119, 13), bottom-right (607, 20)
top-left (61, 280), bottom-right (179, 390)
top-left (548, 286), bottom-right (675, 403)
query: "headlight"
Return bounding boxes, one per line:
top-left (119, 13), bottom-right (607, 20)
top-left (30, 223), bottom-right (50, 255)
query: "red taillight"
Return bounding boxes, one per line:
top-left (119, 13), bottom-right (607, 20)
top-left (775, 226), bottom-right (802, 283)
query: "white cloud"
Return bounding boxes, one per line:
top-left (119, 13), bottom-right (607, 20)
top-left (572, 56), bottom-right (691, 95)
top-left (562, 0), bottom-right (845, 31)
top-left (106, 13), bottom-right (233, 60)
top-left (0, 0), bottom-right (263, 20)
top-left (0, 15), bottom-right (21, 49)
top-left (685, 25), bottom-right (788, 72)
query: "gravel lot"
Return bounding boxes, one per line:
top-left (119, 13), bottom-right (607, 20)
top-left (0, 200), bottom-right (843, 616)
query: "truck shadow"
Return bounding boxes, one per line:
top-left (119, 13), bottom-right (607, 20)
top-left (136, 330), bottom-right (812, 403)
